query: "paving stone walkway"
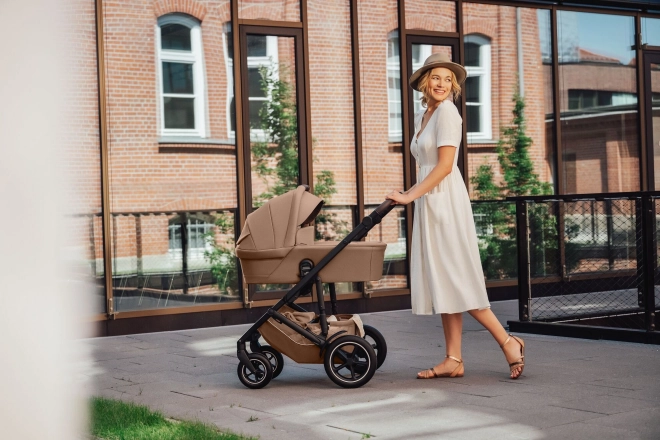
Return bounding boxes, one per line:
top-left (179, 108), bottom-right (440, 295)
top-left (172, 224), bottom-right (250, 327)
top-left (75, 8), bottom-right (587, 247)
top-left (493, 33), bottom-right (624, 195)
top-left (82, 300), bottom-right (660, 439)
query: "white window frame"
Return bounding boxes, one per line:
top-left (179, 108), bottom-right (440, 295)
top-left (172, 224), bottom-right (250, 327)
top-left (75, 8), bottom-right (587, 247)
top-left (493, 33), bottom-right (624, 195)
top-left (223, 29), bottom-right (235, 139)
top-left (387, 33), bottom-right (402, 142)
top-left (465, 34), bottom-right (492, 142)
top-left (168, 217), bottom-right (213, 261)
top-left (156, 14), bottom-right (207, 138)
top-left (247, 36), bottom-right (278, 142)
top-left (411, 44), bottom-right (432, 115)
top-left (226, 35), bottom-right (278, 141)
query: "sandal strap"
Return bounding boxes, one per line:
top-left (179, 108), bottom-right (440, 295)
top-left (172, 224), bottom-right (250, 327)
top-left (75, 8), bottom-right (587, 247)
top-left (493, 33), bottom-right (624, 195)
top-left (425, 367), bottom-right (438, 378)
top-left (500, 334), bottom-right (512, 348)
top-left (446, 355), bottom-right (463, 363)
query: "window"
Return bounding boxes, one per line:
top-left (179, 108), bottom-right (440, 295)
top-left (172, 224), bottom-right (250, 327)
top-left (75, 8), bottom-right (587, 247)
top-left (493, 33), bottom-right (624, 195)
top-left (168, 215), bottom-right (213, 260)
top-left (411, 44), bottom-right (432, 115)
top-left (157, 15), bottom-right (206, 137)
top-left (225, 28), bottom-right (235, 137)
top-left (387, 32), bottom-right (402, 142)
top-left (567, 90), bottom-right (637, 111)
top-left (464, 34), bottom-right (491, 141)
top-left (247, 35), bottom-right (278, 136)
top-left (228, 34), bottom-right (278, 140)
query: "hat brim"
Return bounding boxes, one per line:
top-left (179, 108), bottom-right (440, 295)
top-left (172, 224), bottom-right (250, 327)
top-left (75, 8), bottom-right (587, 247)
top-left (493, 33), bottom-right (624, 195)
top-left (409, 62), bottom-right (467, 91)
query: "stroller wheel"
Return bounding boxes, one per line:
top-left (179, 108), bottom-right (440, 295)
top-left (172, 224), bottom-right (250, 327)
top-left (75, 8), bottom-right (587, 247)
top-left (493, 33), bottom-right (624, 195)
top-left (324, 335), bottom-right (377, 388)
top-left (260, 345), bottom-right (284, 379)
top-left (237, 353), bottom-right (272, 389)
top-left (363, 325), bottom-right (387, 369)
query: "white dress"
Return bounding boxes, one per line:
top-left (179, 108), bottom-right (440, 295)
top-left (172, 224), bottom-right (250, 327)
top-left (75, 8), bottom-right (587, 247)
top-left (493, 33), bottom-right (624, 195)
top-left (410, 100), bottom-right (491, 315)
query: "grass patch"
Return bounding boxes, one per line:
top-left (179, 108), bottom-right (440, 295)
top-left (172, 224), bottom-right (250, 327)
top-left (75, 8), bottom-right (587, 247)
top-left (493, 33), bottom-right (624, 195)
top-left (91, 397), bottom-right (257, 440)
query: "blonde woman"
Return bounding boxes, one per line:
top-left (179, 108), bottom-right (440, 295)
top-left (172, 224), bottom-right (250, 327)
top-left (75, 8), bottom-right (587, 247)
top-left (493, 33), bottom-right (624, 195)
top-left (385, 53), bottom-right (525, 380)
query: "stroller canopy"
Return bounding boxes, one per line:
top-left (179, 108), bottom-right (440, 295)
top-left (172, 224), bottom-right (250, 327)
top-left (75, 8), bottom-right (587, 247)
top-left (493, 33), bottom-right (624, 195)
top-left (236, 185), bottom-right (323, 252)
top-left (236, 185), bottom-right (386, 284)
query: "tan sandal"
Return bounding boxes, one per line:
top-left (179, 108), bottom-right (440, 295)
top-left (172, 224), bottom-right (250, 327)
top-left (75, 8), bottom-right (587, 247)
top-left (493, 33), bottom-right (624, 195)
top-left (500, 334), bottom-right (525, 379)
top-left (417, 355), bottom-right (464, 379)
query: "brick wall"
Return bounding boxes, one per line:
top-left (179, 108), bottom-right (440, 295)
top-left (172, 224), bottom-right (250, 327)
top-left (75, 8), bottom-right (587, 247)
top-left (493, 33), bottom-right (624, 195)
top-left (238, 0), bottom-right (300, 21)
top-left (406, 0), bottom-right (456, 32)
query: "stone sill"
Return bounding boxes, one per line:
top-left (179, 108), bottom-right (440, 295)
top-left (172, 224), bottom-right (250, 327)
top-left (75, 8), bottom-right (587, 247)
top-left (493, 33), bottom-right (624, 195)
top-left (158, 137), bottom-right (235, 154)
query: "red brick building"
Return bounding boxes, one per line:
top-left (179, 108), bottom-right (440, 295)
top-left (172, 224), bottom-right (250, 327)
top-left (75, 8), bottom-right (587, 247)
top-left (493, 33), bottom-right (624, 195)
top-left (70, 0), bottom-right (660, 333)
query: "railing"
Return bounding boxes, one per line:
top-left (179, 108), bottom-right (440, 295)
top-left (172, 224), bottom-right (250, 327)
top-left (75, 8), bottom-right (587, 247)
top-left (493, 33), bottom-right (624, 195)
top-left (508, 192), bottom-right (659, 344)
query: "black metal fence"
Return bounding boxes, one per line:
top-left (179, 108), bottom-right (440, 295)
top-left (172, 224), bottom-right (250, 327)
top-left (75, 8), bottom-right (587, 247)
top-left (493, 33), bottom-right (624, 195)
top-left (507, 192), bottom-right (660, 344)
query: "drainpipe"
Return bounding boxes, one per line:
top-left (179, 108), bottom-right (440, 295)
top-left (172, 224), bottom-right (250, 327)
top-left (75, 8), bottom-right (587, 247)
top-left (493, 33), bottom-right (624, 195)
top-left (516, 7), bottom-right (524, 97)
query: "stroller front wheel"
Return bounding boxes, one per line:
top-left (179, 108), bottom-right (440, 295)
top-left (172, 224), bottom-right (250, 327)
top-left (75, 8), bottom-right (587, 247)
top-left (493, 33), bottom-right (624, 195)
top-left (259, 345), bottom-right (284, 379)
top-left (237, 353), bottom-right (273, 389)
top-left (324, 335), bottom-right (377, 388)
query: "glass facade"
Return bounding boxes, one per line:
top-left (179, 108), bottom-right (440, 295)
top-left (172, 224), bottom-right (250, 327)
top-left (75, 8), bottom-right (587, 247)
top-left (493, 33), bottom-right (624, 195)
top-left (558, 11), bottom-right (639, 194)
top-left (74, 0), bottom-right (660, 326)
top-left (103, 1), bottom-right (240, 312)
top-left (463, 4), bottom-right (555, 280)
top-left (359, 0), bottom-right (408, 291)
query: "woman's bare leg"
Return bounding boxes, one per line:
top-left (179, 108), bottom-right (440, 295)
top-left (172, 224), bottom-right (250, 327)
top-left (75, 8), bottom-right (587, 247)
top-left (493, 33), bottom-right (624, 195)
top-left (441, 312), bottom-right (463, 360)
top-left (417, 312), bottom-right (464, 378)
top-left (467, 308), bottom-right (524, 378)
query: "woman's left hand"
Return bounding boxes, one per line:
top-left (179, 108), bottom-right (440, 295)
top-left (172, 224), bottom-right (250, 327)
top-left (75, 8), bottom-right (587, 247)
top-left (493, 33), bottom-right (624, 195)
top-left (386, 191), bottom-right (413, 205)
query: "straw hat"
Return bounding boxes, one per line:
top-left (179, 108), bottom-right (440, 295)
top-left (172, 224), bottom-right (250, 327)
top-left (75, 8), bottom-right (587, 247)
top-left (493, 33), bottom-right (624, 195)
top-left (409, 53), bottom-right (467, 91)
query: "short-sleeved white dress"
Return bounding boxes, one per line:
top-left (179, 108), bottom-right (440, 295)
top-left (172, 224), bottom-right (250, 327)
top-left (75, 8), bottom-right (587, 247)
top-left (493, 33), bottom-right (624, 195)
top-left (410, 100), bottom-right (490, 315)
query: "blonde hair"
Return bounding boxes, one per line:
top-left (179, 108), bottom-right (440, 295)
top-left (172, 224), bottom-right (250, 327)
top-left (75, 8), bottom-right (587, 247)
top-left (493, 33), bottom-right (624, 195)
top-left (418, 68), bottom-right (462, 107)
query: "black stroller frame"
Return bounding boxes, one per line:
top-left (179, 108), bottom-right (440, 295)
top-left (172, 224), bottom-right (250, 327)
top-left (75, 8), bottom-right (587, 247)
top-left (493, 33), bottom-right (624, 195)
top-left (236, 198), bottom-right (396, 388)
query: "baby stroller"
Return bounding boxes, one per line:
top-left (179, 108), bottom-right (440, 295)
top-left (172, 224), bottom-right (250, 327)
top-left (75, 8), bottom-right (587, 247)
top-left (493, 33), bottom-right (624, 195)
top-left (235, 185), bottom-right (395, 389)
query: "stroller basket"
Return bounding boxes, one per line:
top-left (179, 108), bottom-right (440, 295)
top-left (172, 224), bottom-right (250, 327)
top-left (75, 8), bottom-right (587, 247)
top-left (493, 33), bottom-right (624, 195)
top-left (259, 305), bottom-right (365, 364)
top-left (235, 185), bottom-right (395, 389)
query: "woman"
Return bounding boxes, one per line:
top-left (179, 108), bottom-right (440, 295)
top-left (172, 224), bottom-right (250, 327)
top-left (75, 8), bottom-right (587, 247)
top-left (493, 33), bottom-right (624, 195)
top-left (385, 53), bottom-right (525, 380)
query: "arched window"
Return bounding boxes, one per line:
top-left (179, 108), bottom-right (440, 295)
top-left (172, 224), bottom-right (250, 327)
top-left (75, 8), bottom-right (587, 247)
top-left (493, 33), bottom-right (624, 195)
top-left (386, 32), bottom-right (402, 142)
top-left (157, 14), bottom-right (207, 138)
top-left (464, 34), bottom-right (491, 141)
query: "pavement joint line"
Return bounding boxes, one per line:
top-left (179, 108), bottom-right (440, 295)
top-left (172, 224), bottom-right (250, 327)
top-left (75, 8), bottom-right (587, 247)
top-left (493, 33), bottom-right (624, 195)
top-left (547, 404), bottom-right (609, 415)
top-left (233, 405), bottom-right (280, 416)
top-left (326, 425), bottom-right (375, 437)
top-left (454, 392), bottom-right (497, 398)
top-left (170, 390), bottom-right (203, 399)
top-left (587, 383), bottom-right (640, 391)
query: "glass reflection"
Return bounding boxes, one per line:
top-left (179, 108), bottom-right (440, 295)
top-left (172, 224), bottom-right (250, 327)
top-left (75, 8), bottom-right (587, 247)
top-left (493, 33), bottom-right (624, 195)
top-left (642, 17), bottom-right (660, 46)
top-left (105, 1), bottom-right (239, 312)
top-left (650, 62), bottom-right (660, 190)
top-left (558, 11), bottom-right (639, 194)
top-left (463, 5), bottom-right (555, 281)
top-left (359, 0), bottom-right (409, 291)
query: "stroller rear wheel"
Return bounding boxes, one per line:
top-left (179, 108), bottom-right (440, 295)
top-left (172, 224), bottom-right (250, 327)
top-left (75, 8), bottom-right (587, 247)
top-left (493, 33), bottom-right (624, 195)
top-left (324, 335), bottom-right (377, 388)
top-left (237, 353), bottom-right (273, 389)
top-left (363, 325), bottom-right (387, 369)
top-left (259, 345), bottom-right (284, 379)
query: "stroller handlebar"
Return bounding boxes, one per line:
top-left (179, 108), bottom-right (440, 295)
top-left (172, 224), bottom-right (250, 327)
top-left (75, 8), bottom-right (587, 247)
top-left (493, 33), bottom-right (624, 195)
top-left (374, 198), bottom-right (396, 218)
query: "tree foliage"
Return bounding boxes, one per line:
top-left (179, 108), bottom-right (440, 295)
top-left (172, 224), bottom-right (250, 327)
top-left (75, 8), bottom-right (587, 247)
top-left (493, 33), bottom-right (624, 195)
top-left (470, 89), bottom-right (555, 279)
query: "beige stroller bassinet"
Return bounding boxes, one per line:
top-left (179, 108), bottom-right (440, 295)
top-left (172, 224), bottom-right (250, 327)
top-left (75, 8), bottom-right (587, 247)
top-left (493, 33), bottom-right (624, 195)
top-left (235, 185), bottom-right (394, 389)
top-left (235, 185), bottom-right (385, 284)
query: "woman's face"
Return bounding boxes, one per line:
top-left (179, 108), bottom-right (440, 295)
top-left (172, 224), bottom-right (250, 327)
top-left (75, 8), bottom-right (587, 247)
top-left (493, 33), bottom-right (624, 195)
top-left (427, 67), bottom-right (453, 103)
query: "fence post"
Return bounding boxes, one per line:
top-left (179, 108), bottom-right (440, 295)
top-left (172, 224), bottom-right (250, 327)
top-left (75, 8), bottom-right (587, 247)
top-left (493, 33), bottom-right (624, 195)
top-left (180, 212), bottom-right (189, 295)
top-left (605, 199), bottom-right (614, 271)
top-left (641, 196), bottom-right (656, 332)
top-left (516, 200), bottom-right (531, 321)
